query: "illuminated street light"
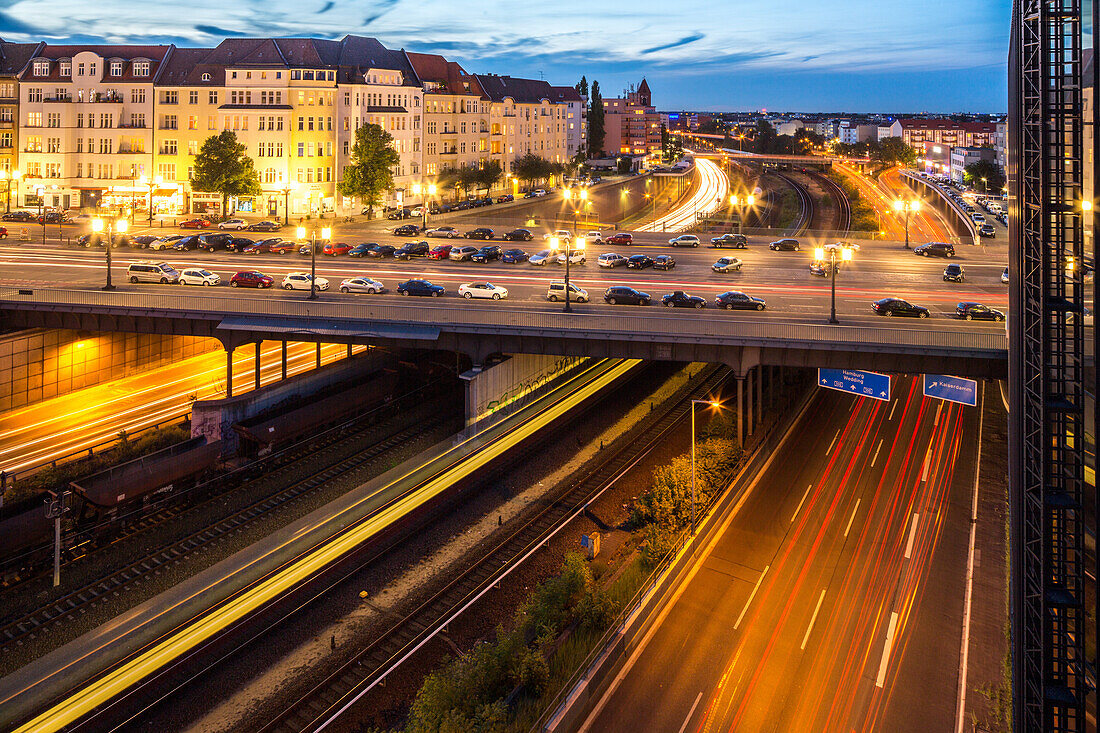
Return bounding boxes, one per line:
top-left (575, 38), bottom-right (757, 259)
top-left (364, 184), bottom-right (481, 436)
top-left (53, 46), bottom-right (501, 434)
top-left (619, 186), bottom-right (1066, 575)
top-left (296, 225), bottom-right (330, 300)
top-left (815, 245), bottom-right (853, 324)
top-left (279, 181), bottom-right (296, 226)
top-left (412, 182), bottom-right (437, 231)
top-left (0, 169), bottom-right (20, 213)
top-left (690, 399), bottom-right (721, 535)
top-left (562, 188), bottom-right (588, 313)
top-left (892, 198), bottom-right (921, 249)
top-left (92, 216), bottom-right (127, 291)
top-left (729, 194), bottom-right (756, 235)
top-left (138, 174), bottom-right (163, 226)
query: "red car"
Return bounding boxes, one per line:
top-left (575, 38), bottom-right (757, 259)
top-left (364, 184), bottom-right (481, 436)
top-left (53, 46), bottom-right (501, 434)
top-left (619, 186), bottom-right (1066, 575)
top-left (270, 240), bottom-right (300, 254)
top-left (606, 232), bottom-right (634, 245)
top-left (229, 270), bottom-right (274, 288)
top-left (428, 244), bottom-right (453, 259)
top-left (0, 226), bottom-right (6, 239)
top-left (180, 218), bottom-right (211, 229)
top-left (323, 241), bottom-right (352, 256)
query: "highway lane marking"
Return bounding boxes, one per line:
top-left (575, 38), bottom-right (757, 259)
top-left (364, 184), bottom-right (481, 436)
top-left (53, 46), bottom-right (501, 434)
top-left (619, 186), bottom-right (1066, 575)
top-left (800, 589), bottom-right (827, 650)
top-left (904, 513), bottom-right (919, 559)
top-left (888, 399), bottom-right (899, 421)
top-left (876, 611), bottom-right (900, 688)
top-left (734, 565), bottom-right (770, 630)
top-left (826, 430), bottom-right (839, 455)
top-left (843, 498), bottom-right (862, 538)
top-left (954, 386), bottom-right (984, 733)
top-left (677, 692), bottom-right (703, 733)
top-left (791, 484), bottom-right (813, 523)
top-left (921, 446), bottom-right (933, 482)
top-left (933, 402), bottom-right (943, 428)
top-left (871, 439), bottom-right (883, 467)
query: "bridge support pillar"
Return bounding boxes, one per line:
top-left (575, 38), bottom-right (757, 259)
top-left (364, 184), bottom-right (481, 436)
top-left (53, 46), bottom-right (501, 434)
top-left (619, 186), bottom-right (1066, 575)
top-left (254, 341), bottom-right (261, 390)
top-left (225, 346), bottom-right (234, 398)
top-left (347, 344), bottom-right (353, 359)
top-left (281, 341), bottom-right (288, 380)
top-left (755, 365), bottom-right (762, 429)
top-left (736, 375), bottom-right (745, 447)
top-left (315, 342), bottom-right (321, 370)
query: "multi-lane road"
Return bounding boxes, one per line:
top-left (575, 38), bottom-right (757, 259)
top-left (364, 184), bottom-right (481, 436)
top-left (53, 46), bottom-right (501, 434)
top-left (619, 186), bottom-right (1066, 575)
top-left (582, 377), bottom-right (982, 733)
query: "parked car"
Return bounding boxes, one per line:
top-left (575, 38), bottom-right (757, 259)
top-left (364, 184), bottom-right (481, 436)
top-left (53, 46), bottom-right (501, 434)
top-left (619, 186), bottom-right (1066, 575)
top-left (394, 240), bottom-right (430, 259)
top-left (662, 291), bottom-right (706, 309)
top-left (127, 261), bottom-right (179, 284)
top-left (2, 210), bottom-right (34, 222)
top-left (504, 228), bottom-right (533, 241)
top-left (711, 233), bottom-right (747, 248)
top-left (555, 249), bottom-right (586, 265)
top-left (282, 272), bottom-right (329, 291)
top-left (367, 244), bottom-right (397, 258)
top-left (180, 217), bottom-right (211, 229)
top-left (496, 194), bottom-right (514, 203)
top-left (387, 208), bottom-right (413, 220)
top-left (225, 236), bottom-right (255, 253)
top-left (598, 253), bottom-right (628, 268)
top-left (712, 256), bottom-right (743, 273)
top-left (172, 235), bottom-right (203, 251)
top-left (583, 231), bottom-right (603, 245)
top-left (501, 248), bottom-right (528, 263)
top-left (148, 235), bottom-right (184, 250)
top-left (199, 232), bottom-right (233, 252)
top-left (268, 239), bottom-right (299, 254)
top-left (393, 223), bottom-right (421, 237)
top-left (218, 218), bottom-right (248, 230)
top-left (427, 225), bottom-right (461, 238)
top-left (459, 282), bottom-right (509, 300)
top-left (129, 234), bottom-right (159, 248)
top-left (626, 254), bottom-right (654, 269)
top-left (465, 227), bottom-right (495, 240)
top-left (531, 188), bottom-right (548, 197)
top-left (397, 279), bottom-right (445, 297)
top-left (178, 268), bottom-right (221, 286)
top-left (544, 230), bottom-right (573, 244)
top-left (348, 243), bottom-right (377, 258)
top-left (979, 223), bottom-right (996, 238)
top-left (604, 286), bottom-right (651, 306)
top-left (769, 238), bottom-right (800, 251)
top-left (471, 245), bottom-right (503, 263)
top-left (229, 270), bottom-right (275, 288)
top-left (668, 234), bottom-right (700, 247)
top-left (547, 281), bottom-right (589, 302)
top-left (1001, 266), bottom-right (1009, 284)
top-left (339, 276), bottom-right (385, 294)
top-left (943, 263), bottom-right (965, 283)
top-left (914, 242), bottom-right (955, 258)
top-left (449, 245), bottom-right (479, 261)
top-left (529, 249), bottom-right (556, 266)
top-left (605, 232), bottom-right (634, 245)
top-left (871, 297), bottom-right (930, 318)
top-left (428, 244), bottom-right (453, 260)
top-left (653, 254), bottom-right (676, 271)
top-left (247, 220), bottom-right (281, 232)
top-left (37, 211), bottom-right (69, 224)
top-left (956, 302), bottom-right (1005, 321)
top-left (715, 291), bottom-right (766, 310)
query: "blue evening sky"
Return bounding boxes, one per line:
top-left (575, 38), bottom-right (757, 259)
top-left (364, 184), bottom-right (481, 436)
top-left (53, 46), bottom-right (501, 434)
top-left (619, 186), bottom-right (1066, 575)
top-left (0, 0), bottom-right (1011, 113)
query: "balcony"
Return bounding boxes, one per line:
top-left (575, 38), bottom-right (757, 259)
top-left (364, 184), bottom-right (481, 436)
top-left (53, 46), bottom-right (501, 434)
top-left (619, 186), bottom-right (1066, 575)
top-left (440, 149), bottom-right (458, 156)
top-left (158, 148), bottom-right (178, 155)
top-left (43, 95), bottom-right (72, 103)
top-left (117, 123), bottom-right (147, 129)
top-left (439, 128), bottom-right (458, 135)
top-left (118, 147), bottom-right (146, 155)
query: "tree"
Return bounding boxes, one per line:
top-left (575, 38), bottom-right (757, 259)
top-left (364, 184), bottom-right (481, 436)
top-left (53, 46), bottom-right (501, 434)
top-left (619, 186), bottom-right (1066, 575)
top-left (588, 81), bottom-right (605, 158)
top-left (870, 136), bottom-right (917, 170)
top-left (474, 160), bottom-right (503, 194)
top-left (190, 131), bottom-right (262, 218)
top-left (963, 159), bottom-right (1005, 193)
top-left (660, 124), bottom-right (683, 163)
top-left (512, 153), bottom-right (553, 187)
top-left (336, 122), bottom-right (400, 218)
top-left (575, 75), bottom-right (588, 99)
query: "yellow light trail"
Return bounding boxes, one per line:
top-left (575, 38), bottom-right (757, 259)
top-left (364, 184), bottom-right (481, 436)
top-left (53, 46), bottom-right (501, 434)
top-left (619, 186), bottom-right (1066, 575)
top-left (637, 158), bottom-right (728, 233)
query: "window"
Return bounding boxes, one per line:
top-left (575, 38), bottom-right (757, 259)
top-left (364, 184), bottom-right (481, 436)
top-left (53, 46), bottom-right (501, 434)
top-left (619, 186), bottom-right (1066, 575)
top-left (298, 117), bottom-right (304, 131)
top-left (276, 117), bottom-right (283, 131)
top-left (344, 91), bottom-right (350, 105)
top-left (89, 63), bottom-right (96, 76)
top-left (275, 143), bottom-right (283, 157)
top-left (158, 163), bottom-right (175, 179)
top-left (59, 61), bottom-right (71, 77)
top-left (99, 138), bottom-right (113, 154)
top-left (131, 88), bottom-right (146, 103)
top-left (162, 139), bottom-right (177, 155)
top-left (26, 111), bottom-right (41, 127)
top-left (298, 142), bottom-right (305, 157)
top-left (45, 162), bottom-right (61, 178)
top-left (75, 162), bottom-right (82, 177)
top-left (76, 62), bottom-right (84, 76)
top-left (208, 90), bottom-right (218, 104)
top-left (201, 73), bottom-right (211, 82)
top-left (161, 90), bottom-right (178, 104)
top-left (99, 113), bottom-right (112, 128)
top-left (342, 140), bottom-right (349, 155)
top-left (188, 140), bottom-right (198, 155)
top-left (131, 113), bottom-right (145, 128)
top-left (307, 142), bottom-right (314, 157)
top-left (208, 115), bottom-right (216, 130)
top-left (189, 91), bottom-right (198, 105)
top-left (325, 141), bottom-right (332, 157)
top-left (27, 87), bottom-right (42, 102)
top-left (46, 137), bottom-right (60, 153)
top-left (110, 60), bottom-right (123, 77)
top-left (188, 115), bottom-right (197, 130)
top-left (162, 114), bottom-right (177, 129)
top-left (33, 60), bottom-right (48, 76)
top-left (264, 168), bottom-right (276, 183)
top-left (133, 61), bottom-right (150, 76)
top-left (308, 117), bottom-right (314, 131)
top-left (75, 138), bottom-right (82, 153)
top-left (296, 167), bottom-right (304, 182)
top-left (46, 113), bottom-right (60, 128)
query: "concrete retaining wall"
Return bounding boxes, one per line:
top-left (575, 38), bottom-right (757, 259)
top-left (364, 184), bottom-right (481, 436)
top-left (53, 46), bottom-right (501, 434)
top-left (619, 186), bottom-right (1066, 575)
top-left (0, 329), bottom-right (218, 412)
top-left (461, 354), bottom-right (586, 432)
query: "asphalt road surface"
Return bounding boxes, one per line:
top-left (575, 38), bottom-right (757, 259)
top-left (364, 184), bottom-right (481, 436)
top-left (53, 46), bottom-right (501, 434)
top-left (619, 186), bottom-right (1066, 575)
top-left (580, 377), bottom-right (981, 733)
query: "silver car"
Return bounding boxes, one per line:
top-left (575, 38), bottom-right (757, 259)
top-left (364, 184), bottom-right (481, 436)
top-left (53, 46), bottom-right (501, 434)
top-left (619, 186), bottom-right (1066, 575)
top-left (339, 276), bottom-right (385, 294)
top-left (449, 245), bottom-right (479, 261)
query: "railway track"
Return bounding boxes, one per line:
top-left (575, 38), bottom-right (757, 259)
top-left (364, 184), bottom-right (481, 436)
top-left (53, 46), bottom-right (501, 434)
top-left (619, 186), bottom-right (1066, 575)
top-left (256, 364), bottom-right (730, 733)
top-left (0, 384), bottom-right (457, 656)
top-left (774, 172), bottom-right (813, 236)
top-left (810, 170), bottom-right (852, 235)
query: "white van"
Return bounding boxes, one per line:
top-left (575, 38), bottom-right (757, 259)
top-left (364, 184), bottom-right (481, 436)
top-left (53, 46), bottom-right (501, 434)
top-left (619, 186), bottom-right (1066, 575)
top-left (127, 261), bottom-right (179, 284)
top-left (546, 281), bottom-right (589, 302)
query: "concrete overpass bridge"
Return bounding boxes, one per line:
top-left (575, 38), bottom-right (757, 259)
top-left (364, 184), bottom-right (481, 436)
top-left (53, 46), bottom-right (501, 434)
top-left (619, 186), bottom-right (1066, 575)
top-left (0, 287), bottom-right (1008, 379)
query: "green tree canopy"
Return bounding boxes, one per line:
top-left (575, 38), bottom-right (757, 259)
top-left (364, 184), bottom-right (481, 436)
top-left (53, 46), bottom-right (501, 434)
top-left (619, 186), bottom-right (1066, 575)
top-left (963, 159), bottom-right (1005, 193)
top-left (511, 153), bottom-right (554, 186)
top-left (870, 136), bottom-right (917, 170)
top-left (190, 131), bottom-right (262, 218)
top-left (337, 123), bottom-right (400, 218)
top-left (475, 160), bottom-right (503, 193)
top-left (575, 75), bottom-right (588, 98)
top-left (588, 80), bottom-right (605, 158)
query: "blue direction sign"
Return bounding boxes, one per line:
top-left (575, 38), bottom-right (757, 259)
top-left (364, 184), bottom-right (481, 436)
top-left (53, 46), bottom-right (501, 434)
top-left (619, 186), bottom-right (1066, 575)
top-left (817, 368), bottom-right (891, 402)
top-left (923, 374), bottom-right (978, 407)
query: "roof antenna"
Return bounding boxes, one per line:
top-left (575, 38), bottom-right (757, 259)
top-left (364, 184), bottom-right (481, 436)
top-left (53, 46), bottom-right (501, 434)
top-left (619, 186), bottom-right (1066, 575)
top-left (538, 70), bottom-right (544, 80)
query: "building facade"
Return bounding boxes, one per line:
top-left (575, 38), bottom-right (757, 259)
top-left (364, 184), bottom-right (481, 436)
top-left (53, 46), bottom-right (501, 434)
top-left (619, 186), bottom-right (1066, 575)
top-left (603, 79), bottom-right (661, 156)
top-left (0, 41), bottom-right (41, 209)
top-left (888, 119), bottom-right (997, 151)
top-left (550, 85), bottom-right (585, 159)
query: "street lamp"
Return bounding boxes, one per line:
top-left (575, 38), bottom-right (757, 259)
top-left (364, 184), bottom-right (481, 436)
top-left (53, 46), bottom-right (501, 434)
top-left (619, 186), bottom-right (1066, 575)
top-left (139, 174), bottom-right (163, 226)
top-left (92, 216), bottom-right (127, 291)
top-left (730, 194), bottom-right (755, 235)
top-left (0, 169), bottom-right (19, 213)
top-left (280, 181), bottom-right (296, 226)
top-left (815, 245), bottom-right (853, 324)
top-left (562, 187), bottom-right (589, 314)
top-left (892, 198), bottom-right (921, 249)
top-left (297, 225), bottom-right (330, 300)
top-left (690, 399), bottom-right (720, 535)
top-left (412, 182), bottom-right (436, 231)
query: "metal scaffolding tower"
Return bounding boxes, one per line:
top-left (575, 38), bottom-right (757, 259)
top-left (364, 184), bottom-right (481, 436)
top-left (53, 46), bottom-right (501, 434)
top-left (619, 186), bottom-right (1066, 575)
top-left (1009, 0), bottom-right (1092, 729)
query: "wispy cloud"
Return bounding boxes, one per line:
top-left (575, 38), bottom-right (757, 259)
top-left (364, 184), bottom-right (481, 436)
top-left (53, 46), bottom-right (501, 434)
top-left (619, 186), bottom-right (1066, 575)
top-left (641, 33), bottom-right (704, 55)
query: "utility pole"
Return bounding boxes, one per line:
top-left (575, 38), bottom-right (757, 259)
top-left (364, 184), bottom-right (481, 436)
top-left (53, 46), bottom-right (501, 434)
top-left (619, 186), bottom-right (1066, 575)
top-left (45, 489), bottom-right (70, 587)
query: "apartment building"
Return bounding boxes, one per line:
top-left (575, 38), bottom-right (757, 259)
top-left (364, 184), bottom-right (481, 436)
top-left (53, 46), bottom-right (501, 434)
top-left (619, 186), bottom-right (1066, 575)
top-left (0, 41), bottom-right (42, 208)
top-left (16, 44), bottom-right (171, 212)
top-left (603, 79), bottom-right (661, 156)
top-left (886, 118), bottom-right (997, 151)
top-left (476, 74), bottom-right (568, 178)
top-left (550, 85), bottom-right (585, 159)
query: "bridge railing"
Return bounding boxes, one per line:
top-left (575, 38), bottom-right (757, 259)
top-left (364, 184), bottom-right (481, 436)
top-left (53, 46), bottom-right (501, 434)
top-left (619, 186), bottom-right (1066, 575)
top-left (0, 287), bottom-right (1008, 354)
top-left (900, 170), bottom-right (979, 245)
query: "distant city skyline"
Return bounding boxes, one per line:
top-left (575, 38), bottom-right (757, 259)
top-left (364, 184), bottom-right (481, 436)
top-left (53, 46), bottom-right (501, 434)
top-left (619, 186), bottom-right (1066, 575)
top-left (0, 0), bottom-right (1010, 113)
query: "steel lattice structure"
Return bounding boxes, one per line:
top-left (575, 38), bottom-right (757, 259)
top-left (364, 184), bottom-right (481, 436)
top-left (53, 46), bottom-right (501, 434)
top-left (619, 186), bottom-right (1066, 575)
top-left (1009, 0), bottom-right (1090, 729)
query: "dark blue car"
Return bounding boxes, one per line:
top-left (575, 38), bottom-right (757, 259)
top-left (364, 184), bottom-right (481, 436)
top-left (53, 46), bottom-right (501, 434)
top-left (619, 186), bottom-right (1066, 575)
top-left (349, 243), bottom-right (377, 257)
top-left (397, 279), bottom-right (445, 297)
top-left (501, 248), bottom-right (528, 263)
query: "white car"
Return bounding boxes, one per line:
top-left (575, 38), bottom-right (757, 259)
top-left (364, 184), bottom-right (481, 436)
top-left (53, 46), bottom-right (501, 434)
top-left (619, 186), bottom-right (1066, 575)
top-left (598, 253), bottom-right (627, 268)
top-left (282, 272), bottom-right (329, 291)
top-left (218, 219), bottom-right (248, 230)
top-left (1001, 266), bottom-right (1009, 284)
top-left (148, 235), bottom-right (184, 250)
top-left (529, 249), bottom-right (556, 266)
top-left (339, 276), bottom-right (384, 294)
top-left (459, 282), bottom-right (508, 300)
top-left (668, 234), bottom-right (700, 247)
top-left (712, 257), bottom-right (743, 273)
top-left (583, 231), bottom-right (603, 245)
top-left (555, 249), bottom-right (586, 265)
top-left (427, 226), bottom-right (461, 238)
top-left (178, 268), bottom-right (221, 286)
top-left (544, 230), bottom-right (573, 244)
top-left (532, 188), bottom-right (548, 197)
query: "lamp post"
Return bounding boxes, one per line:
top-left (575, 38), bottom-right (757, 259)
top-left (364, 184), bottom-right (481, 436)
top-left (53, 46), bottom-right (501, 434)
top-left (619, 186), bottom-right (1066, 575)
top-left (730, 194), bottom-right (755, 235)
top-left (297, 225), bottom-right (330, 300)
top-left (892, 198), bottom-right (921, 249)
top-left (412, 182), bottom-right (436, 232)
top-left (814, 245), bottom-right (852, 324)
top-left (0, 169), bottom-right (19, 213)
top-left (690, 399), bottom-right (720, 535)
top-left (36, 185), bottom-right (46, 244)
top-left (280, 181), bottom-right (295, 226)
top-left (139, 174), bottom-right (162, 226)
top-left (93, 215), bottom-right (127, 291)
top-left (562, 187), bottom-right (589, 314)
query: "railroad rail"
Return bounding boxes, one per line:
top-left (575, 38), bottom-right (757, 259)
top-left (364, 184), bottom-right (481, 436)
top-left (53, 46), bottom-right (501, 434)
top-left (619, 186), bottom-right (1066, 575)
top-left (810, 170), bottom-right (852, 235)
top-left (774, 172), bottom-right (813, 236)
top-left (257, 364), bottom-right (730, 733)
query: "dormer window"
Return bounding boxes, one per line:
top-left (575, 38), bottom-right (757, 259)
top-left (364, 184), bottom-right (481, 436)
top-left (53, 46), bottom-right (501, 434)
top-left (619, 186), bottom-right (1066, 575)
top-left (133, 61), bottom-right (150, 76)
top-left (201, 72), bottom-right (211, 82)
top-left (33, 60), bottom-right (48, 76)
top-left (59, 61), bottom-right (71, 77)
top-left (110, 61), bottom-right (123, 77)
